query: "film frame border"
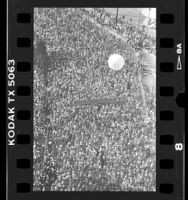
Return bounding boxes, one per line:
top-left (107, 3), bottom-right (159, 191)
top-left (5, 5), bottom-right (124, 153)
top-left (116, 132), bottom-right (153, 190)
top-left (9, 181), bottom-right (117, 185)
top-left (7, 0), bottom-right (185, 199)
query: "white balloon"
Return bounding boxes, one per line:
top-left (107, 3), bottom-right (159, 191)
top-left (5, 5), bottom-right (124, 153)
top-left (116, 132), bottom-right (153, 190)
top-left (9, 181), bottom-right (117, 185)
top-left (108, 54), bottom-right (125, 71)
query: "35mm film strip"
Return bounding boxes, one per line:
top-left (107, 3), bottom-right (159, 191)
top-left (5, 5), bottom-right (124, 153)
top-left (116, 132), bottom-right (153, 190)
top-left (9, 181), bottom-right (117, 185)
top-left (7, 0), bottom-right (185, 199)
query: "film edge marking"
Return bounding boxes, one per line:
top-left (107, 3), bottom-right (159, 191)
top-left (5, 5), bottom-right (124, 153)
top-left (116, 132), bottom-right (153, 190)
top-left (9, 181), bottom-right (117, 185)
top-left (7, 59), bottom-right (16, 146)
top-left (176, 43), bottom-right (182, 70)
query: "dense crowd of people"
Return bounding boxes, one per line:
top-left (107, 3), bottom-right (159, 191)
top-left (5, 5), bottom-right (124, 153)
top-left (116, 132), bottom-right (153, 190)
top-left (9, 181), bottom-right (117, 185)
top-left (33, 8), bottom-right (156, 191)
top-left (81, 8), bottom-right (156, 52)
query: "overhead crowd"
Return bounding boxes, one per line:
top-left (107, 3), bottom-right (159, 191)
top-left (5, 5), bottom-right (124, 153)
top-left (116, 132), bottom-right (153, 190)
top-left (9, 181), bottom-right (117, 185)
top-left (81, 8), bottom-right (156, 52)
top-left (33, 8), bottom-right (156, 191)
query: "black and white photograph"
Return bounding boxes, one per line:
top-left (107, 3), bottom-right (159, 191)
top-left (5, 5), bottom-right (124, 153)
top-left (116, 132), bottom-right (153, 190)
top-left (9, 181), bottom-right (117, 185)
top-left (33, 8), bottom-right (156, 191)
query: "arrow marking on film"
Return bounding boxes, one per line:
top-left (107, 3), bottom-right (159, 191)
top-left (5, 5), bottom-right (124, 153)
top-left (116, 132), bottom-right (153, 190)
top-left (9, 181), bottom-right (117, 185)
top-left (177, 55), bottom-right (182, 70)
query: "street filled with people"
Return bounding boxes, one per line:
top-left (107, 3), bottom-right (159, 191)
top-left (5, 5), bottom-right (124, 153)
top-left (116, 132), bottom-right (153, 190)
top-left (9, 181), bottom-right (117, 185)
top-left (33, 8), bottom-right (156, 191)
